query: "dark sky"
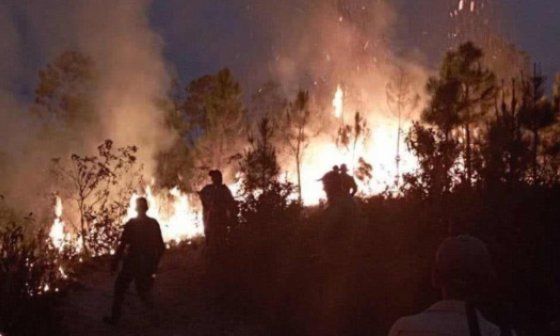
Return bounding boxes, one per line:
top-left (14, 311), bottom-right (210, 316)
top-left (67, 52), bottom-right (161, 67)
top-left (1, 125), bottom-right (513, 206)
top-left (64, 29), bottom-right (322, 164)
top-left (149, 0), bottom-right (560, 86)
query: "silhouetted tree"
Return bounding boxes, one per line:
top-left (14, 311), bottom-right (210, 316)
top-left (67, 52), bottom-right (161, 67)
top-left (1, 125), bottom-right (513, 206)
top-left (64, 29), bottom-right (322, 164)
top-left (423, 42), bottom-right (496, 185)
top-left (518, 65), bottom-right (559, 183)
top-left (481, 80), bottom-right (530, 186)
top-left (336, 111), bottom-right (372, 181)
top-left (285, 90), bottom-right (312, 203)
top-left (405, 122), bottom-right (460, 197)
top-left (239, 118), bottom-right (280, 193)
top-left (51, 140), bottom-right (141, 255)
top-left (154, 79), bottom-right (196, 191)
top-left (34, 51), bottom-right (98, 136)
top-left (184, 68), bottom-right (247, 182)
top-left (386, 67), bottom-right (420, 185)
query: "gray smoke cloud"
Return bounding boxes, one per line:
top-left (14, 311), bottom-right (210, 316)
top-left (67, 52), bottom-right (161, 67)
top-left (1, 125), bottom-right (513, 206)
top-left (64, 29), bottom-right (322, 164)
top-left (0, 0), bottom-right (174, 214)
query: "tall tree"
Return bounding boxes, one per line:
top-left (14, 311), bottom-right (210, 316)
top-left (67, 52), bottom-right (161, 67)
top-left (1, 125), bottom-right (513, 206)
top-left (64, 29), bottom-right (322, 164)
top-left (184, 68), bottom-right (247, 184)
top-left (423, 42), bottom-right (496, 185)
top-left (51, 140), bottom-right (141, 255)
top-left (336, 111), bottom-right (371, 172)
top-left (239, 118), bottom-right (280, 193)
top-left (249, 81), bottom-right (288, 152)
top-left (481, 80), bottom-right (529, 186)
top-left (285, 90), bottom-right (312, 203)
top-left (154, 80), bottom-right (196, 191)
top-left (518, 65), bottom-right (559, 183)
top-left (34, 51), bottom-right (98, 136)
top-left (386, 68), bottom-right (420, 185)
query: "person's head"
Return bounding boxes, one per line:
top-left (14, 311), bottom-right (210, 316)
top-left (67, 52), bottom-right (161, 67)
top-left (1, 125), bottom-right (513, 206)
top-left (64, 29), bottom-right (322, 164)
top-left (332, 165), bottom-right (340, 173)
top-left (135, 197), bottom-right (149, 216)
top-left (432, 235), bottom-right (495, 300)
top-left (209, 170), bottom-right (223, 185)
top-left (340, 164), bottom-right (348, 173)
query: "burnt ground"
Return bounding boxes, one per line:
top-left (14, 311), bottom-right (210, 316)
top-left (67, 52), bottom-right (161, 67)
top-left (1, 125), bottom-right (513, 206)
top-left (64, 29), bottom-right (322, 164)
top-left (57, 244), bottom-right (266, 336)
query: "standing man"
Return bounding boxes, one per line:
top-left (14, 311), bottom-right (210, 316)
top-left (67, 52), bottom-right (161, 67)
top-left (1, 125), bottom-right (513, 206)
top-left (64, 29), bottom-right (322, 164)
top-left (339, 164), bottom-right (358, 198)
top-left (320, 165), bottom-right (342, 205)
top-left (104, 197), bottom-right (165, 325)
top-left (199, 170), bottom-right (236, 253)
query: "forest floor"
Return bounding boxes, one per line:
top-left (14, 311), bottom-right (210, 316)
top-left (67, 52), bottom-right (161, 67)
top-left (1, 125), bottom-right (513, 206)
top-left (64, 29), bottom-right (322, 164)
top-left (57, 243), bottom-right (265, 336)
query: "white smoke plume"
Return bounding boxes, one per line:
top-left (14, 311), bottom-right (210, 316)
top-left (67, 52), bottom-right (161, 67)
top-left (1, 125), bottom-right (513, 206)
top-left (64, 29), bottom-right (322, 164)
top-left (0, 1), bottom-right (174, 214)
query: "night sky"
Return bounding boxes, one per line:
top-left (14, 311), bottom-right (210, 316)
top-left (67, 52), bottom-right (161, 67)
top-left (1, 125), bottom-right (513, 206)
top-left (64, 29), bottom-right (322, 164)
top-left (2, 0), bottom-right (559, 98)
top-left (150, 0), bottom-right (560, 86)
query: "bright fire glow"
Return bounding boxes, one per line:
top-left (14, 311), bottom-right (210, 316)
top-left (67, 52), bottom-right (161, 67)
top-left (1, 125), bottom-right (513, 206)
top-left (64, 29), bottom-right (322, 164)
top-left (49, 196), bottom-right (67, 250)
top-left (289, 86), bottom-right (418, 205)
top-left (49, 85), bottom-right (419, 250)
top-left (125, 186), bottom-right (204, 244)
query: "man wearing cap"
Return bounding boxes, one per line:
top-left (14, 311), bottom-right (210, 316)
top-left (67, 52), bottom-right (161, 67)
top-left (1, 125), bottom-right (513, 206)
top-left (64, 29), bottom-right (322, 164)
top-left (320, 165), bottom-right (342, 205)
top-left (388, 235), bottom-right (505, 336)
top-left (199, 170), bottom-right (236, 253)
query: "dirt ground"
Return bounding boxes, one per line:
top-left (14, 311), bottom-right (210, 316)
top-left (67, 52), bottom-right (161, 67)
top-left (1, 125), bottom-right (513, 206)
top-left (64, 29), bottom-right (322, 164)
top-left (58, 245), bottom-right (265, 336)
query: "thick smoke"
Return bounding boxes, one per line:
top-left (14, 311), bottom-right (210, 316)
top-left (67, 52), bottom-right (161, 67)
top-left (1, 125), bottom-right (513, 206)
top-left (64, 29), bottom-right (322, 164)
top-left (0, 1), bottom-right (173, 214)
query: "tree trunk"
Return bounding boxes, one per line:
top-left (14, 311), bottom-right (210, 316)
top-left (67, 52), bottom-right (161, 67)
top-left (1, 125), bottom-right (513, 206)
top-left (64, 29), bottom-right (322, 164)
top-left (465, 122), bottom-right (472, 186)
top-left (296, 155), bottom-right (302, 204)
top-left (532, 128), bottom-right (539, 183)
top-left (79, 202), bottom-right (88, 255)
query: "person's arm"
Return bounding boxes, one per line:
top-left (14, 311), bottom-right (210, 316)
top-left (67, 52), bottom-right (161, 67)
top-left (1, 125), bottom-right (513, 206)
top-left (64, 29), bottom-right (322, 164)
top-left (111, 222), bottom-right (130, 273)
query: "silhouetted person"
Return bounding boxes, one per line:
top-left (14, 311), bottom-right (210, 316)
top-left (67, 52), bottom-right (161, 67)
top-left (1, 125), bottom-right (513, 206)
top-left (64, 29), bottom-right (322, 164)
top-left (104, 197), bottom-right (165, 325)
top-left (199, 170), bottom-right (236, 253)
top-left (320, 165), bottom-right (342, 204)
top-left (339, 164), bottom-right (357, 198)
top-left (388, 235), bottom-right (506, 336)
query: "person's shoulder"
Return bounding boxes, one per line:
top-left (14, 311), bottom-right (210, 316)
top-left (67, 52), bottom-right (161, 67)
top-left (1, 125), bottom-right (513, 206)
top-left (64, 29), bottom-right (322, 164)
top-left (146, 216), bottom-right (160, 226)
top-left (124, 218), bottom-right (136, 227)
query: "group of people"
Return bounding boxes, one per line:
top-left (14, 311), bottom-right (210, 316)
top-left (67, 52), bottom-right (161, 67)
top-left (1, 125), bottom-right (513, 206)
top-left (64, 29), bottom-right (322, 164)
top-left (102, 168), bottom-right (511, 336)
top-left (103, 169), bottom-right (235, 325)
top-left (320, 164), bottom-right (358, 204)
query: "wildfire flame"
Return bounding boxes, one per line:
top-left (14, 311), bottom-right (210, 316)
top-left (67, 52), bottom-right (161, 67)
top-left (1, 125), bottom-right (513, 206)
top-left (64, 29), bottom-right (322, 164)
top-left (49, 196), bottom-right (67, 250)
top-left (125, 186), bottom-right (204, 244)
top-left (49, 85), bottom-right (418, 249)
top-left (50, 185), bottom-right (205, 252)
top-left (332, 84), bottom-right (344, 119)
top-left (293, 85), bottom-right (418, 205)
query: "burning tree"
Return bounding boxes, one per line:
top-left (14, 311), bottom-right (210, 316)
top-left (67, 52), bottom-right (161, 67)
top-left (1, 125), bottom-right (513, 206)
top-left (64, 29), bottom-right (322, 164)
top-left (51, 140), bottom-right (142, 255)
top-left (0, 201), bottom-right (72, 335)
top-left (285, 90), bottom-right (312, 204)
top-left (386, 68), bottom-right (420, 186)
top-left (336, 111), bottom-right (372, 184)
